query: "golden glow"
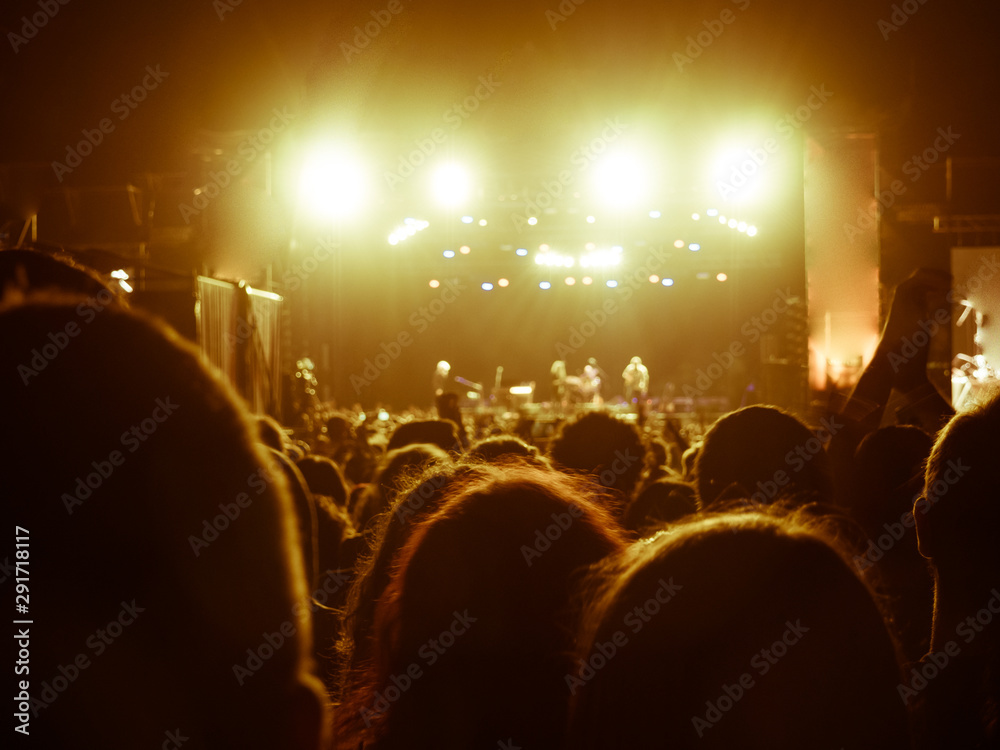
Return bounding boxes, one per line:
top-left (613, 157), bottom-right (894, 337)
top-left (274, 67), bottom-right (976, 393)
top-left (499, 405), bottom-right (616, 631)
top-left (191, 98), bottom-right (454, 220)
top-left (592, 149), bottom-right (648, 208)
top-left (431, 163), bottom-right (471, 206)
top-left (299, 146), bottom-right (368, 219)
top-left (429, 279), bottom-right (440, 288)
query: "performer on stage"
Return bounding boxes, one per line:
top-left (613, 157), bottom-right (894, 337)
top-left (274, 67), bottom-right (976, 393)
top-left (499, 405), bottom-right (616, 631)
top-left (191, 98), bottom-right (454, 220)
top-left (623, 356), bottom-right (650, 404)
top-left (550, 359), bottom-right (567, 405)
top-left (433, 360), bottom-right (451, 397)
top-left (583, 358), bottom-right (603, 405)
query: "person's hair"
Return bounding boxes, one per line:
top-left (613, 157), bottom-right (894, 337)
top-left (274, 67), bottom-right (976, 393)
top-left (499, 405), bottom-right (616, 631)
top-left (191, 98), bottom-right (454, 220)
top-left (920, 387), bottom-right (1000, 565)
top-left (695, 405), bottom-right (833, 510)
top-left (257, 414), bottom-right (288, 453)
top-left (334, 463), bottom-right (627, 749)
top-left (352, 443), bottom-right (450, 532)
top-left (386, 418), bottom-right (460, 453)
top-left (567, 512), bottom-right (910, 749)
top-left (468, 434), bottom-right (545, 464)
top-left (548, 411), bottom-right (646, 508)
top-left (0, 298), bottom-right (326, 749)
top-left (297, 454), bottom-right (350, 508)
top-left (622, 477), bottom-right (697, 536)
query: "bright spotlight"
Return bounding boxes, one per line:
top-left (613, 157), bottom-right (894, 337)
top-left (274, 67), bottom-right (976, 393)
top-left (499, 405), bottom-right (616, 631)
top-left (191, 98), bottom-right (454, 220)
top-left (662, 278), bottom-right (674, 286)
top-left (689, 243), bottom-right (701, 251)
top-left (707, 208), bottom-right (718, 216)
top-left (593, 150), bottom-right (648, 208)
top-left (460, 245), bottom-right (471, 254)
top-left (431, 163), bottom-right (471, 206)
top-left (691, 213), bottom-right (700, 220)
top-left (719, 215), bottom-right (727, 224)
top-left (443, 249), bottom-right (455, 258)
top-left (565, 276), bottom-right (576, 285)
top-left (649, 274), bottom-right (660, 283)
top-left (674, 239), bottom-right (685, 249)
top-left (498, 278), bottom-right (509, 287)
top-left (429, 279), bottom-right (440, 288)
top-left (586, 215), bottom-right (596, 223)
top-left (711, 144), bottom-right (770, 204)
top-left (299, 146), bottom-right (368, 220)
top-left (747, 225), bottom-right (758, 237)
top-left (717, 273), bottom-right (728, 281)
top-left (728, 218), bottom-right (738, 228)
top-left (539, 281), bottom-right (551, 290)
top-left (606, 279), bottom-right (618, 288)
top-left (528, 217), bottom-right (538, 225)
top-left (737, 221), bottom-right (747, 232)
top-left (118, 279), bottom-right (133, 293)
top-left (479, 219), bottom-right (487, 226)
top-left (515, 248), bottom-right (528, 256)
top-left (461, 215), bottom-right (474, 224)
top-left (582, 277), bottom-right (593, 285)
top-left (649, 210), bottom-right (662, 219)
top-left (482, 282), bottom-right (494, 291)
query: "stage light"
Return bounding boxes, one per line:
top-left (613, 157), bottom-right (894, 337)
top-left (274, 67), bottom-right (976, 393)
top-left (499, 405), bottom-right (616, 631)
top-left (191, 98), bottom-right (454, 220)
top-left (299, 145), bottom-right (368, 220)
top-left (587, 215), bottom-right (596, 223)
top-left (111, 269), bottom-right (128, 280)
top-left (516, 248), bottom-right (528, 256)
top-left (387, 217), bottom-right (429, 246)
top-left (429, 279), bottom-right (440, 288)
top-left (585, 242), bottom-right (595, 250)
top-left (509, 386), bottom-right (533, 396)
top-left (711, 143), bottom-right (770, 204)
top-left (582, 276), bottom-right (593, 285)
top-left (540, 243), bottom-right (549, 252)
top-left (691, 213), bottom-right (700, 220)
top-left (118, 279), bottom-right (133, 293)
top-left (431, 163), bottom-right (471, 206)
top-left (747, 225), bottom-right (758, 236)
top-left (707, 208), bottom-right (718, 216)
top-left (738, 221), bottom-right (747, 232)
top-left (539, 281), bottom-right (551, 290)
top-left (498, 278), bottom-right (509, 287)
top-left (443, 249), bottom-right (455, 258)
top-left (482, 282), bottom-right (494, 291)
top-left (696, 272), bottom-right (710, 279)
top-left (461, 215), bottom-right (474, 224)
top-left (674, 239), bottom-right (685, 248)
top-left (479, 219), bottom-right (488, 226)
top-left (717, 273), bottom-right (728, 281)
top-left (728, 218), bottom-right (738, 228)
top-left (460, 245), bottom-right (471, 254)
top-left (528, 217), bottom-right (538, 225)
top-left (580, 246), bottom-right (622, 269)
top-left (649, 274), bottom-right (660, 283)
top-left (719, 215), bottom-right (727, 224)
top-left (593, 150), bottom-right (648, 208)
top-left (661, 277), bottom-right (674, 286)
top-left (649, 210), bottom-right (661, 218)
top-left (565, 276), bottom-right (576, 285)
top-left (689, 243), bottom-right (701, 251)
top-left (536, 251), bottom-right (575, 268)
top-left (606, 279), bottom-right (618, 288)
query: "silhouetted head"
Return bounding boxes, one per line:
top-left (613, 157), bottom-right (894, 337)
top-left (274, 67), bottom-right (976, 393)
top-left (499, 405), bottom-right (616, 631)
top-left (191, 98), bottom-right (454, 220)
top-left (297, 454), bottom-right (349, 508)
top-left (0, 299), bottom-right (327, 749)
top-left (352, 443), bottom-right (451, 532)
top-left (567, 513), bottom-right (909, 749)
top-left (695, 405), bottom-right (833, 510)
top-left (335, 464), bottom-right (626, 749)
top-left (386, 418), bottom-right (460, 453)
top-left (468, 434), bottom-right (545, 465)
top-left (917, 388), bottom-right (1000, 571)
top-left (549, 412), bottom-right (646, 507)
